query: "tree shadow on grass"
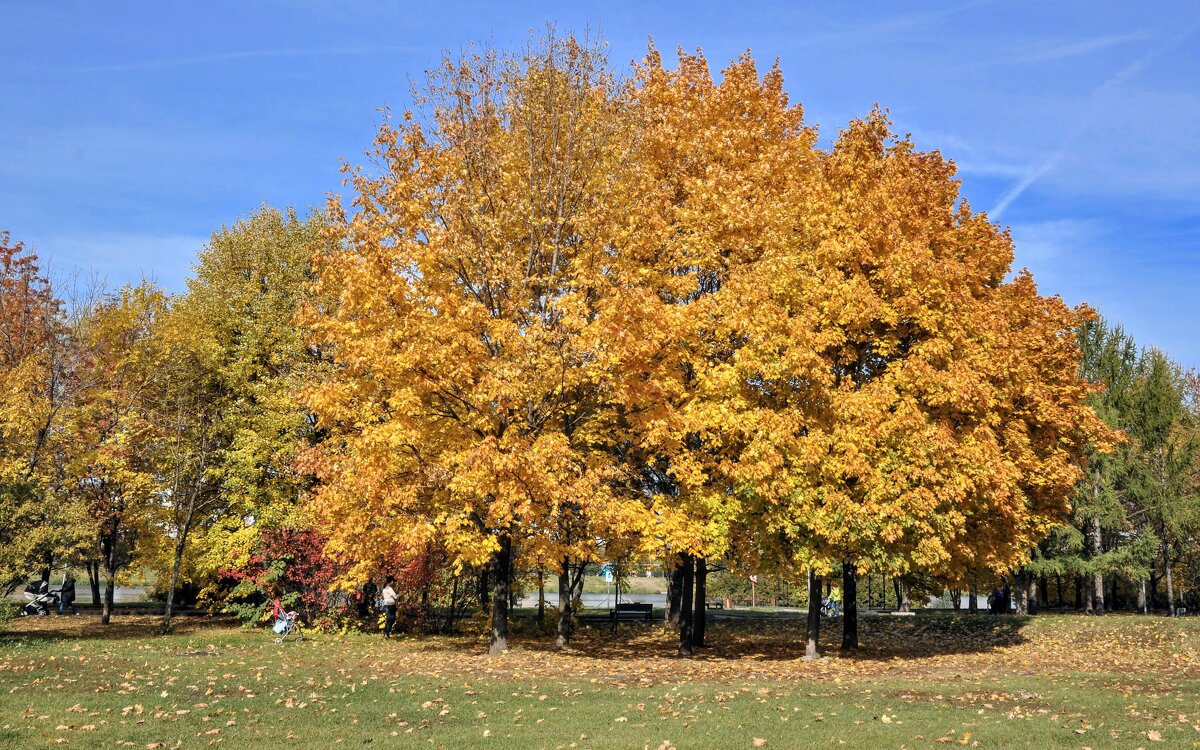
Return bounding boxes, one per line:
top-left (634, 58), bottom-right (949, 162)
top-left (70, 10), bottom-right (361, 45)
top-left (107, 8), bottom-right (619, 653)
top-left (0, 615), bottom-right (240, 644)
top-left (517, 611), bottom-right (1034, 664)
top-left (2, 611), bottom-right (1035, 668)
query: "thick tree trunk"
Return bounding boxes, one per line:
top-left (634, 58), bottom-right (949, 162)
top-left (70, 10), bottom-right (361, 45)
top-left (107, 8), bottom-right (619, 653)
top-left (102, 575), bottom-right (115, 624)
top-left (841, 562), bottom-right (857, 651)
top-left (100, 525), bottom-right (119, 625)
top-left (556, 558), bottom-right (572, 648)
top-left (804, 569), bottom-right (821, 661)
top-left (897, 577), bottom-right (911, 613)
top-left (1138, 579), bottom-right (1147, 614)
top-left (692, 558), bottom-right (707, 648)
top-left (1014, 572), bottom-right (1029, 615)
top-left (1090, 516), bottom-right (1104, 615)
top-left (968, 580), bottom-right (978, 614)
top-left (667, 558), bottom-right (685, 628)
top-left (488, 535), bottom-right (512, 656)
top-left (678, 554), bottom-right (694, 656)
top-left (87, 560), bottom-right (101, 605)
top-left (1028, 575), bottom-right (1038, 615)
top-left (950, 588), bottom-right (962, 610)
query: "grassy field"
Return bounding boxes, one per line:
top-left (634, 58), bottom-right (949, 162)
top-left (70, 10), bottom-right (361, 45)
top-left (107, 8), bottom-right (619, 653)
top-left (2, 612), bottom-right (1198, 749)
top-left (580, 575), bottom-right (669, 595)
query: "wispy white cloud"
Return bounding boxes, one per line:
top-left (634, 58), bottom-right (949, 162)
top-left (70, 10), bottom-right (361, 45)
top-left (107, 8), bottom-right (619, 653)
top-left (65, 45), bottom-right (417, 73)
top-left (1009, 218), bottom-right (1104, 267)
top-left (1007, 32), bottom-right (1149, 64)
top-left (990, 21), bottom-right (1200, 221)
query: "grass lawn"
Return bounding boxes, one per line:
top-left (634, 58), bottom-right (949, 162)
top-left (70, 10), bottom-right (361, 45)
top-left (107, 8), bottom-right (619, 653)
top-left (579, 575), bottom-right (669, 595)
top-left (2, 612), bottom-right (1198, 749)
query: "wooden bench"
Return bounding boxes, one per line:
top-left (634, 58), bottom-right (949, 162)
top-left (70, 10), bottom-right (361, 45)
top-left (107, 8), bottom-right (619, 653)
top-left (610, 602), bottom-right (654, 624)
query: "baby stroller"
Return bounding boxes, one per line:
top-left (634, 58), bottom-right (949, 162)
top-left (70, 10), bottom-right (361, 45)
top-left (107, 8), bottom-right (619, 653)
top-left (19, 580), bottom-right (60, 616)
top-left (269, 598), bottom-right (303, 643)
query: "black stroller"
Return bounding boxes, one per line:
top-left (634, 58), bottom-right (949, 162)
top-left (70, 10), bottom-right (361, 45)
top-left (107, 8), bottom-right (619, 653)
top-left (19, 580), bottom-right (60, 616)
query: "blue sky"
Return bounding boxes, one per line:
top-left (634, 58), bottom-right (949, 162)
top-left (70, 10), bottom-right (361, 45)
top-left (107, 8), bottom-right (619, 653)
top-left (2, 1), bottom-right (1198, 367)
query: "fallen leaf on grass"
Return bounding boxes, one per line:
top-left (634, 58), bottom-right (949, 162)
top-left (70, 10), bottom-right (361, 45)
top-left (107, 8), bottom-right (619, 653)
top-left (752, 739), bottom-right (767, 747)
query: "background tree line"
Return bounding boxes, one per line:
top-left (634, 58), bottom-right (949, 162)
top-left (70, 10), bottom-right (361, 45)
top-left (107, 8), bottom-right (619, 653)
top-left (2, 34), bottom-right (1197, 657)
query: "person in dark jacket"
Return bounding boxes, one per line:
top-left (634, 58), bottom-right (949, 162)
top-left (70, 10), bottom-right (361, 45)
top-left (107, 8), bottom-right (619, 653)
top-left (58, 574), bottom-right (77, 615)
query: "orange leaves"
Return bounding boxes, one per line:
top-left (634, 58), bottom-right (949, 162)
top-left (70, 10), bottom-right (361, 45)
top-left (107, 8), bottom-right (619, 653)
top-left (302, 35), bottom-right (1110, 602)
top-left (304, 33), bottom-right (648, 580)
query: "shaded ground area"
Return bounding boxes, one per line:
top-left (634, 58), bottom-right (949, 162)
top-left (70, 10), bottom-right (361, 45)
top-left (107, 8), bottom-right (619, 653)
top-left (1, 613), bottom-right (1198, 749)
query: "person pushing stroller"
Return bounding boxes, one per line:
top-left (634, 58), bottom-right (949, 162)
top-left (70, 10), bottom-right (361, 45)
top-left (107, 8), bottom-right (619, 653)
top-left (58, 573), bottom-right (77, 615)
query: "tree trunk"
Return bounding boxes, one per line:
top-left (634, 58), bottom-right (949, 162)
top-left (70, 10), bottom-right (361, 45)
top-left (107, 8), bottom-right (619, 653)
top-left (968, 580), bottom-right (978, 614)
top-left (667, 557), bottom-right (685, 628)
top-left (537, 565), bottom-right (545, 623)
top-left (1014, 572), bottom-right (1029, 615)
top-left (1039, 575), bottom-right (1049, 608)
top-left (897, 577), bottom-right (911, 613)
top-left (1078, 575), bottom-right (1088, 612)
top-left (841, 562), bottom-right (858, 651)
top-left (1090, 516), bottom-right (1105, 615)
top-left (892, 577), bottom-right (901, 610)
top-left (555, 558), bottom-right (572, 648)
top-left (950, 588), bottom-right (962, 610)
top-left (692, 558), bottom-right (707, 648)
top-left (100, 525), bottom-right (119, 625)
top-left (1164, 544), bottom-right (1175, 617)
top-left (38, 550), bottom-right (52, 590)
top-left (162, 533), bottom-right (188, 632)
top-left (477, 565), bottom-right (491, 613)
top-left (445, 574), bottom-right (460, 632)
top-left (87, 560), bottom-right (101, 605)
top-left (1055, 574), bottom-right (1063, 609)
top-left (1028, 575), bottom-right (1038, 615)
top-left (678, 554), bottom-right (694, 656)
top-left (1138, 579), bottom-right (1147, 614)
top-left (488, 535), bottom-right (512, 656)
top-left (804, 569), bottom-right (821, 661)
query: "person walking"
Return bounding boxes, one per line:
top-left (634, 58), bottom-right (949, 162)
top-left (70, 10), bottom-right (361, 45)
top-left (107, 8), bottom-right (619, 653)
top-left (58, 573), bottom-right (77, 616)
top-left (381, 575), bottom-right (397, 639)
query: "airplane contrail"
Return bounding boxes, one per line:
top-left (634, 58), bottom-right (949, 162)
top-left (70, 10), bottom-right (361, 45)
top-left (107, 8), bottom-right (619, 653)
top-left (990, 22), bottom-right (1199, 221)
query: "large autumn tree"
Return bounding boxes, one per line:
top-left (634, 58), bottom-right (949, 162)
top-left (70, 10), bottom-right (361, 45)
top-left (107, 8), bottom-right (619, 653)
top-left (66, 283), bottom-right (170, 623)
top-left (611, 48), bottom-right (818, 655)
top-left (303, 33), bottom-right (648, 654)
top-left (305, 35), bottom-right (1117, 655)
top-left (180, 206), bottom-right (326, 610)
top-left (0, 233), bottom-right (92, 593)
top-left (755, 112), bottom-right (1113, 652)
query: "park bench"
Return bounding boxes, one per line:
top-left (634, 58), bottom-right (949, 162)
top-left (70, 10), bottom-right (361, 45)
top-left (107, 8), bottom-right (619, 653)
top-left (610, 602), bottom-right (654, 624)
top-left (705, 599), bottom-right (724, 610)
